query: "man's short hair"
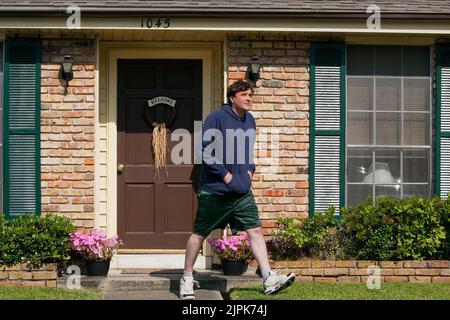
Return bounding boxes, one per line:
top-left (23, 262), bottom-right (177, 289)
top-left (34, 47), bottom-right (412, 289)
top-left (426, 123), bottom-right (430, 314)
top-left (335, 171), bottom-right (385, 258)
top-left (226, 80), bottom-right (253, 105)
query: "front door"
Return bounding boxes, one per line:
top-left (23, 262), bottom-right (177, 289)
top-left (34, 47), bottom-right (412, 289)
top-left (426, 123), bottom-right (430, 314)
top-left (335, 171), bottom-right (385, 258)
top-left (117, 59), bottom-right (202, 249)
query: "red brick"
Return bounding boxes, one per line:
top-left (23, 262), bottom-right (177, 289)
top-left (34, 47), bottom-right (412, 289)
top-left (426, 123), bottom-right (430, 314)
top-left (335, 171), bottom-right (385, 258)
top-left (314, 277), bottom-right (337, 283)
top-left (32, 272), bottom-right (57, 280)
top-left (357, 261), bottom-right (378, 268)
top-left (0, 281), bottom-right (22, 287)
top-left (393, 269), bottom-right (416, 276)
top-left (415, 269), bottom-right (440, 276)
top-left (296, 276), bottom-right (314, 282)
top-left (324, 268), bottom-right (349, 276)
top-left (287, 260), bottom-right (311, 268)
top-left (440, 269), bottom-right (450, 276)
top-left (301, 269), bottom-right (324, 276)
top-left (22, 281), bottom-right (46, 287)
top-left (431, 277), bottom-right (450, 283)
top-left (268, 260), bottom-right (287, 268)
top-left (311, 261), bottom-right (335, 268)
top-left (335, 261), bottom-right (357, 268)
top-left (379, 261), bottom-right (404, 268)
top-left (337, 276), bottom-right (361, 283)
top-left (429, 261), bottom-right (450, 268)
top-left (409, 276), bottom-right (431, 283)
top-left (404, 261), bottom-right (428, 268)
top-left (349, 269), bottom-right (369, 276)
top-left (384, 276), bottom-right (408, 282)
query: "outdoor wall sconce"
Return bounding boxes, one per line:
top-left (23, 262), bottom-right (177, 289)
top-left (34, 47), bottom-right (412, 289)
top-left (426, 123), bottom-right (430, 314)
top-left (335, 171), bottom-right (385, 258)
top-left (248, 56), bottom-right (261, 83)
top-left (60, 55), bottom-right (74, 88)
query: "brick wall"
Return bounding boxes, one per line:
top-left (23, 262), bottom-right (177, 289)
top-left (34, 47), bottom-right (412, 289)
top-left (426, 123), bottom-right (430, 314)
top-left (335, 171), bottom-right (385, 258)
top-left (0, 263), bottom-right (58, 287)
top-left (227, 33), bottom-right (311, 236)
top-left (263, 260), bottom-right (450, 283)
top-left (40, 37), bottom-right (96, 229)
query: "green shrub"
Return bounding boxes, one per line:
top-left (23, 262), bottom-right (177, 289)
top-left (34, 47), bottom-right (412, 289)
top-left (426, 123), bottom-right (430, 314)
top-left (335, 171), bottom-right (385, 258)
top-left (341, 198), bottom-right (396, 260)
top-left (0, 214), bottom-right (17, 265)
top-left (0, 214), bottom-right (75, 267)
top-left (268, 196), bottom-right (450, 261)
top-left (268, 206), bottom-right (347, 260)
top-left (435, 196), bottom-right (450, 259)
top-left (391, 196), bottom-right (446, 260)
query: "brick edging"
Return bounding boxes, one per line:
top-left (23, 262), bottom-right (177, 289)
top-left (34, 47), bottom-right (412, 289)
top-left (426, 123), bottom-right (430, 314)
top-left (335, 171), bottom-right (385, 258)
top-left (0, 263), bottom-right (58, 287)
top-left (253, 260), bottom-right (450, 283)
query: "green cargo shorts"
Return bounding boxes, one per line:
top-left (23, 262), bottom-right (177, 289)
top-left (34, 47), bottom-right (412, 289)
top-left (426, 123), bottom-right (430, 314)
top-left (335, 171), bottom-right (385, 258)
top-left (193, 190), bottom-right (261, 237)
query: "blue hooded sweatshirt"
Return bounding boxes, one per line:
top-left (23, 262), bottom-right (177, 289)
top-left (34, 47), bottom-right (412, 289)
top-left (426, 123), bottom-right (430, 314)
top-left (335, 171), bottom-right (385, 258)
top-left (199, 104), bottom-right (256, 196)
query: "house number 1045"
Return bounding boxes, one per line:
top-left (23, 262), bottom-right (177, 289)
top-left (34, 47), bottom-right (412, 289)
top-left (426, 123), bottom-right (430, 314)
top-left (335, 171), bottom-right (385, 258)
top-left (141, 18), bottom-right (171, 29)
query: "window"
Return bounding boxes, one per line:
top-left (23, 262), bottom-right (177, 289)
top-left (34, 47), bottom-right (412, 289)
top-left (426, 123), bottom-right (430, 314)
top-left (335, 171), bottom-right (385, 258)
top-left (346, 45), bottom-right (432, 205)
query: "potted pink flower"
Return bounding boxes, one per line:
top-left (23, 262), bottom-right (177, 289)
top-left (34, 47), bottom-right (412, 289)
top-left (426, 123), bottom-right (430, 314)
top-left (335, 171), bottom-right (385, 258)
top-left (208, 233), bottom-right (253, 276)
top-left (70, 229), bottom-right (124, 276)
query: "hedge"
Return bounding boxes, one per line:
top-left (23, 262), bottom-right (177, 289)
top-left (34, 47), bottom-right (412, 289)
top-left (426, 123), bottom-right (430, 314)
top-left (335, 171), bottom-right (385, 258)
top-left (0, 214), bottom-right (75, 267)
top-left (268, 196), bottom-right (450, 261)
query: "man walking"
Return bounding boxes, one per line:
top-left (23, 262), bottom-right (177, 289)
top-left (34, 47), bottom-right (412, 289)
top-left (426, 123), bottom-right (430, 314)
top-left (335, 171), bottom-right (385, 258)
top-left (179, 80), bottom-right (295, 300)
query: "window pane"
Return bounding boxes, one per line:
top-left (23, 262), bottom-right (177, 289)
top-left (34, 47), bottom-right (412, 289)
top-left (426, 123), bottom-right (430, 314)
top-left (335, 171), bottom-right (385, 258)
top-left (403, 149), bottom-right (429, 183)
top-left (347, 77), bottom-right (373, 110)
top-left (374, 149), bottom-right (401, 184)
top-left (346, 45), bottom-right (431, 206)
top-left (347, 112), bottom-right (373, 145)
top-left (347, 184), bottom-right (372, 206)
top-left (403, 46), bottom-right (430, 76)
top-left (347, 45), bottom-right (373, 76)
top-left (375, 46), bottom-right (401, 76)
top-left (347, 149), bottom-right (372, 182)
top-left (376, 185), bottom-right (401, 200)
top-left (404, 78), bottom-right (430, 111)
top-left (403, 113), bottom-right (430, 146)
top-left (376, 113), bottom-right (400, 145)
top-left (376, 77), bottom-right (401, 111)
top-left (404, 184), bottom-right (429, 198)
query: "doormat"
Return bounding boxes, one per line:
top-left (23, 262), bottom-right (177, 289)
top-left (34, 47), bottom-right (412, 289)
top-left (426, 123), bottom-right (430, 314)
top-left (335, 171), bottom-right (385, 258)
top-left (120, 269), bottom-right (185, 274)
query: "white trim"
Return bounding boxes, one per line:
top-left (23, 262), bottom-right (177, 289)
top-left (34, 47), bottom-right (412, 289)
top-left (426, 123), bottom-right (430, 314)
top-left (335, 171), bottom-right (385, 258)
top-left (2, 17), bottom-right (450, 35)
top-left (94, 37), bottom-right (100, 229)
top-left (103, 42), bottom-right (216, 252)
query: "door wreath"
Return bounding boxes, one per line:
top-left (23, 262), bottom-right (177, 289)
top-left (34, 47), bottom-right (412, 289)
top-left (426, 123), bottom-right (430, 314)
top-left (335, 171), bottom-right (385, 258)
top-left (145, 96), bottom-right (177, 175)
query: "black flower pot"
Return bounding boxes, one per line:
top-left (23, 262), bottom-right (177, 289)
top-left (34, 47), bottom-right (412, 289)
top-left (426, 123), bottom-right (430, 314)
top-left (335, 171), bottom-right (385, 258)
top-left (221, 259), bottom-right (248, 276)
top-left (86, 260), bottom-right (110, 276)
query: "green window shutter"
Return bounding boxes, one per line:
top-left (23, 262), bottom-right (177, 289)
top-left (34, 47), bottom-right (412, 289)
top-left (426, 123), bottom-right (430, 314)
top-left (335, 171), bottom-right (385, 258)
top-left (309, 42), bottom-right (346, 217)
top-left (437, 43), bottom-right (450, 198)
top-left (4, 38), bottom-right (41, 218)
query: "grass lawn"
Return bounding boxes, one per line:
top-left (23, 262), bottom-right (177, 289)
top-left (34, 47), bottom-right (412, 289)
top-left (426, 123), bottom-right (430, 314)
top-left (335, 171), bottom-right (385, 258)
top-left (228, 282), bottom-right (450, 300)
top-left (0, 287), bottom-right (102, 300)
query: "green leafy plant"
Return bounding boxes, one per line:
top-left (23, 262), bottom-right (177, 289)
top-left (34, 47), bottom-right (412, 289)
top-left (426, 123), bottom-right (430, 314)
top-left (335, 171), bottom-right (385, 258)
top-left (391, 196), bottom-right (446, 260)
top-left (341, 198), bottom-right (396, 260)
top-left (0, 214), bottom-right (75, 267)
top-left (268, 206), bottom-right (346, 260)
top-left (268, 195), bottom-right (450, 261)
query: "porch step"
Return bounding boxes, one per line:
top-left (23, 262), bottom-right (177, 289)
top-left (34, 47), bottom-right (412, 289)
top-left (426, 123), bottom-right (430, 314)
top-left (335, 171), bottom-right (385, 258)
top-left (57, 267), bottom-right (263, 296)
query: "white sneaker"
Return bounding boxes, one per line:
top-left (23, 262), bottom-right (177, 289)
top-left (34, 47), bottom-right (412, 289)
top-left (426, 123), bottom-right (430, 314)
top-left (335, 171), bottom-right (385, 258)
top-left (179, 276), bottom-right (200, 300)
top-left (263, 270), bottom-right (296, 295)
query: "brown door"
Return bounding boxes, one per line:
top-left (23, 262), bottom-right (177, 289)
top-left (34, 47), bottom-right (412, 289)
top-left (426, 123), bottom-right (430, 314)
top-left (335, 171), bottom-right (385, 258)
top-left (117, 59), bottom-right (202, 249)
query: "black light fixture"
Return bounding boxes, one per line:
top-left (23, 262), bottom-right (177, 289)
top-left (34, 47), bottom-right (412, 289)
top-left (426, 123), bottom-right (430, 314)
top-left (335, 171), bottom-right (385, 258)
top-left (60, 55), bottom-right (74, 88)
top-left (248, 56), bottom-right (261, 83)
